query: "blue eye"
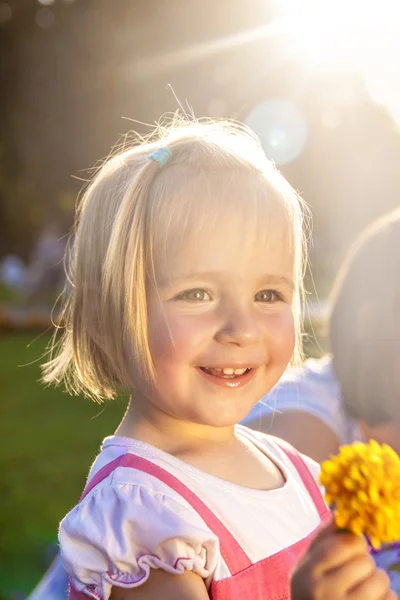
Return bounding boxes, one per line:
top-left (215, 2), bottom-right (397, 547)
top-left (255, 289), bottom-right (282, 303)
top-left (176, 289), bottom-right (211, 302)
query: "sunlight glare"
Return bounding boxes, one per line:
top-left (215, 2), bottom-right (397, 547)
top-left (283, 0), bottom-right (400, 70)
top-left (280, 0), bottom-right (400, 124)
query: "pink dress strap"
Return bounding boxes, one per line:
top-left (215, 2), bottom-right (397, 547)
top-left (272, 438), bottom-right (329, 518)
top-left (80, 452), bottom-right (252, 575)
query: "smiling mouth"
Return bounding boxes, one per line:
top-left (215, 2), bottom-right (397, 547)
top-left (199, 367), bottom-right (252, 379)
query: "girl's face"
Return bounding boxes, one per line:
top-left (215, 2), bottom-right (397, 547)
top-left (142, 186), bottom-right (296, 428)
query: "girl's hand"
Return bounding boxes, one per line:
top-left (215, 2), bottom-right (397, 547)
top-left (291, 521), bottom-right (397, 600)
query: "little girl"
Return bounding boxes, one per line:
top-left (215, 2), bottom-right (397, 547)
top-left (44, 119), bottom-right (394, 600)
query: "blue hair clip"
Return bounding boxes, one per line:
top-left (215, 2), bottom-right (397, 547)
top-left (148, 146), bottom-right (172, 168)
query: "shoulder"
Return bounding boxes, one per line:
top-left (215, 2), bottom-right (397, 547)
top-left (274, 356), bottom-right (339, 400)
top-left (237, 425), bottom-right (317, 463)
top-left (237, 426), bottom-right (322, 485)
top-left (60, 445), bottom-right (220, 598)
top-left (67, 442), bottom-right (218, 538)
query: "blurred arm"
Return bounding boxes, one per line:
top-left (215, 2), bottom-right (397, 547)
top-left (246, 410), bottom-right (340, 463)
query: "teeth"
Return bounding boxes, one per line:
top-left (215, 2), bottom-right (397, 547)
top-left (201, 366), bottom-right (251, 377)
top-left (234, 368), bottom-right (247, 375)
top-left (221, 367), bottom-right (248, 375)
top-left (223, 368), bottom-right (234, 375)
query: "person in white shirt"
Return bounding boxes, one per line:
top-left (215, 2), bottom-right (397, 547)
top-left (245, 209), bottom-right (400, 463)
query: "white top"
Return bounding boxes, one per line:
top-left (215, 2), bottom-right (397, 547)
top-left (243, 356), bottom-right (363, 445)
top-left (59, 426), bottom-right (323, 599)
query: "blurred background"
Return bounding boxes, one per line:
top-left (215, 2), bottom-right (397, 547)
top-left (1, 0), bottom-right (400, 596)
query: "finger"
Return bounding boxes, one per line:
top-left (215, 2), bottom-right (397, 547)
top-left (379, 591), bottom-right (398, 600)
top-left (323, 554), bottom-right (376, 596)
top-left (309, 532), bottom-right (369, 575)
top-left (348, 568), bottom-right (392, 600)
top-left (308, 518), bottom-right (336, 551)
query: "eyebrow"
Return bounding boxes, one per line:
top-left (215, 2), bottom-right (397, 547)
top-left (158, 271), bottom-right (295, 290)
top-left (259, 275), bottom-right (295, 290)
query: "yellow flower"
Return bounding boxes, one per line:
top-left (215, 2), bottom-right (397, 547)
top-left (320, 441), bottom-right (400, 548)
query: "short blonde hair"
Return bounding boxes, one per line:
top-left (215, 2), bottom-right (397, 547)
top-left (43, 117), bottom-right (309, 401)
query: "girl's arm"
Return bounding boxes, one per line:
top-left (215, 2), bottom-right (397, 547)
top-left (110, 570), bottom-right (209, 600)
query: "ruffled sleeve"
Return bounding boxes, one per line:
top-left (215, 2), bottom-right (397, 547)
top-left (59, 483), bottom-right (219, 599)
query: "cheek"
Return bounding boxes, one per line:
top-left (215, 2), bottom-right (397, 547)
top-left (148, 309), bottom-right (211, 366)
top-left (265, 311), bottom-right (296, 361)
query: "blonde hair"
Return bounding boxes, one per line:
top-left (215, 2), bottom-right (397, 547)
top-left (43, 117), bottom-right (309, 401)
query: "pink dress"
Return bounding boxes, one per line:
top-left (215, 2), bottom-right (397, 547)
top-left (60, 427), bottom-right (330, 599)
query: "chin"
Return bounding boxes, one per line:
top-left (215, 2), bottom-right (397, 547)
top-left (209, 416), bottom-right (240, 428)
top-left (198, 406), bottom-right (252, 428)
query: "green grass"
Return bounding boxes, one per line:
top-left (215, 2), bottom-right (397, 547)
top-left (0, 334), bottom-right (128, 597)
top-left (0, 284), bottom-right (19, 305)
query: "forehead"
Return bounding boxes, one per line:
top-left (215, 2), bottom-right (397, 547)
top-left (150, 168), bottom-right (295, 284)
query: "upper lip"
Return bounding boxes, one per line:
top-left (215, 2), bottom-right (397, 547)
top-left (198, 364), bottom-right (260, 369)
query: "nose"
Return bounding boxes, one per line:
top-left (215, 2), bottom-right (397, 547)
top-left (215, 303), bottom-right (263, 347)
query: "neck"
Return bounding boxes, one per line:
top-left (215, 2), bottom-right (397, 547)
top-left (115, 395), bottom-right (236, 456)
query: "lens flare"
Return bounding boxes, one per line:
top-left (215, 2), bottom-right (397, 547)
top-left (245, 100), bottom-right (308, 165)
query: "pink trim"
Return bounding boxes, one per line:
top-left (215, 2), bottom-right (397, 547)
top-left (173, 556), bottom-right (197, 570)
top-left (69, 557), bottom-right (197, 599)
top-left (106, 570), bottom-right (147, 586)
top-left (80, 455), bottom-right (126, 501)
top-left (68, 580), bottom-right (101, 600)
top-left (79, 452), bottom-right (252, 575)
top-left (105, 557), bottom-right (194, 585)
top-left (273, 438), bottom-right (329, 519)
